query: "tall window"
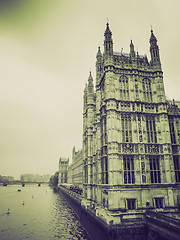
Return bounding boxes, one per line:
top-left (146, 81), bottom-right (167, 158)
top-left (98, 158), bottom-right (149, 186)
top-left (64, 173), bottom-right (67, 183)
top-left (84, 160), bottom-right (88, 183)
top-left (61, 173), bottom-right (63, 183)
top-left (90, 164), bottom-right (93, 184)
top-left (142, 78), bottom-right (152, 102)
top-left (123, 156), bottom-right (135, 184)
top-left (169, 118), bottom-right (176, 144)
top-left (127, 199), bottom-right (136, 210)
top-left (146, 115), bottom-right (157, 143)
top-left (154, 198), bottom-right (163, 208)
top-left (122, 114), bottom-right (132, 142)
top-left (101, 116), bottom-right (107, 146)
top-left (119, 75), bottom-right (129, 100)
top-left (149, 156), bottom-right (161, 183)
top-left (173, 156), bottom-right (180, 182)
top-left (101, 82), bottom-right (105, 99)
top-left (101, 157), bottom-right (108, 184)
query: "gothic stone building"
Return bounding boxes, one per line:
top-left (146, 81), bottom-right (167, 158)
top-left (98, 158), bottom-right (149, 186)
top-left (83, 23), bottom-right (180, 211)
top-left (58, 157), bottom-right (69, 185)
top-left (67, 147), bottom-right (83, 187)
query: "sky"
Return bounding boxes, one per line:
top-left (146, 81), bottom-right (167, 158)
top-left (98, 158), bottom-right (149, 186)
top-left (0, 0), bottom-right (180, 179)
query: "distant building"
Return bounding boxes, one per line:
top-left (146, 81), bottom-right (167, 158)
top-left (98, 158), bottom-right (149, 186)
top-left (20, 174), bottom-right (34, 182)
top-left (67, 162), bottom-right (73, 185)
top-left (58, 157), bottom-right (69, 185)
top-left (42, 174), bottom-right (51, 182)
top-left (82, 23), bottom-right (180, 211)
top-left (20, 173), bottom-right (50, 182)
top-left (0, 175), bottom-right (14, 182)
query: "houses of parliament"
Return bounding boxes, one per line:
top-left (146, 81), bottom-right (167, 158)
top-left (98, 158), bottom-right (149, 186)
top-left (59, 23), bottom-right (180, 213)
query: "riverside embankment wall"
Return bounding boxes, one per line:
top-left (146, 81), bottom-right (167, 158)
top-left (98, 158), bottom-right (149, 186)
top-left (58, 186), bottom-right (147, 240)
top-left (59, 186), bottom-right (111, 240)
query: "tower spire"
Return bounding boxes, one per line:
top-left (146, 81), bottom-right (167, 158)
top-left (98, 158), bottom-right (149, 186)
top-left (149, 29), bottom-right (161, 69)
top-left (96, 46), bottom-right (102, 85)
top-left (88, 71), bottom-right (94, 93)
top-left (104, 22), bottom-right (113, 56)
top-left (130, 39), bottom-right (135, 58)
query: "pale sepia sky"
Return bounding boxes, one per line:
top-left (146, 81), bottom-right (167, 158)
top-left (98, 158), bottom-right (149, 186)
top-left (0, 0), bottom-right (180, 179)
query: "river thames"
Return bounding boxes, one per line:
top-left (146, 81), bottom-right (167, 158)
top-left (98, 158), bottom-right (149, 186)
top-left (0, 184), bottom-right (90, 240)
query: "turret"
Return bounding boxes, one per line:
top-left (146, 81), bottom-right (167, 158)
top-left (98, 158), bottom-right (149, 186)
top-left (104, 23), bottom-right (113, 56)
top-left (96, 46), bottom-right (102, 62)
top-left (143, 55), bottom-right (149, 66)
top-left (96, 46), bottom-right (103, 85)
top-left (83, 83), bottom-right (88, 110)
top-left (149, 29), bottom-right (161, 69)
top-left (87, 71), bottom-right (94, 93)
top-left (130, 40), bottom-right (135, 58)
top-left (136, 51), bottom-right (140, 65)
top-left (72, 146), bottom-right (76, 158)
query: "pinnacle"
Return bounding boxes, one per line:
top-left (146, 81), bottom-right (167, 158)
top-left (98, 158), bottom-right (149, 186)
top-left (104, 22), bottom-right (112, 36)
top-left (84, 83), bottom-right (88, 93)
top-left (96, 46), bottom-right (102, 57)
top-left (150, 29), bottom-right (157, 42)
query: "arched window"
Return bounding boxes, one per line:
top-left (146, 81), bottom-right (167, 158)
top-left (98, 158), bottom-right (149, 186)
top-left (142, 78), bottom-right (152, 102)
top-left (146, 115), bottom-right (157, 143)
top-left (119, 75), bottom-right (129, 100)
top-left (121, 113), bottom-right (132, 142)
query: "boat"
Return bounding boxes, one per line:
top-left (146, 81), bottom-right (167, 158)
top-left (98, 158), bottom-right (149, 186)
top-left (3, 182), bottom-right (7, 186)
top-left (17, 189), bottom-right (21, 192)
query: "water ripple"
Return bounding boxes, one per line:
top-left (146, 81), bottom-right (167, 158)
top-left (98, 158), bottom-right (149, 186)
top-left (0, 185), bottom-right (90, 240)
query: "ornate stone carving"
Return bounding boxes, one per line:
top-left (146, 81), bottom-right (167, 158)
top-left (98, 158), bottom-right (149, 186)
top-left (145, 144), bottom-right (161, 154)
top-left (122, 143), bottom-right (133, 153)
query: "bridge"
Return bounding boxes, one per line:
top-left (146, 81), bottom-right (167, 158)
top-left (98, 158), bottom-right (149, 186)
top-left (1, 181), bottom-right (49, 186)
top-left (145, 210), bottom-right (180, 240)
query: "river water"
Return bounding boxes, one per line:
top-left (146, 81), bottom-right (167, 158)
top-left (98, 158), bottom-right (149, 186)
top-left (0, 184), bottom-right (90, 240)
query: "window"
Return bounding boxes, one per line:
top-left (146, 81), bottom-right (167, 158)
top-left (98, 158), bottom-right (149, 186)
top-left (173, 156), bottom-right (180, 182)
top-left (149, 156), bottom-right (161, 183)
top-left (138, 115), bottom-right (143, 142)
top-left (101, 159), bottom-right (104, 183)
top-left (105, 157), bottom-right (108, 184)
top-left (154, 198), bottom-right (163, 208)
top-left (127, 199), bottom-right (136, 210)
top-left (132, 104), bottom-right (135, 111)
top-left (101, 83), bottom-right (105, 99)
top-left (101, 157), bottom-right (108, 184)
top-left (142, 78), bottom-right (152, 102)
top-left (169, 118), bottom-right (176, 144)
top-left (146, 116), bottom-right (157, 143)
top-left (119, 75), bottom-right (129, 100)
top-left (64, 173), bottom-right (67, 183)
top-left (123, 156), bottom-right (135, 184)
top-left (84, 160), bottom-right (88, 183)
top-left (101, 116), bottom-right (107, 146)
top-left (122, 114), bottom-right (132, 142)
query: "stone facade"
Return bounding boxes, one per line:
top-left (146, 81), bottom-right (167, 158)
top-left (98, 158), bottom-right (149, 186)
top-left (83, 23), bottom-right (180, 211)
top-left (67, 147), bottom-right (83, 187)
